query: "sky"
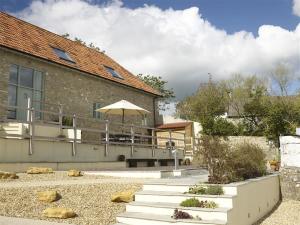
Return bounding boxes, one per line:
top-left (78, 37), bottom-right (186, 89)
top-left (1, 0), bottom-right (300, 108)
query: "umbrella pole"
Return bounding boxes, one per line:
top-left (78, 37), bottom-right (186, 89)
top-left (122, 109), bottom-right (125, 133)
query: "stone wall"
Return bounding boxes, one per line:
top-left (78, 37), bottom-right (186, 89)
top-left (0, 48), bottom-right (159, 131)
top-left (228, 136), bottom-right (278, 161)
top-left (0, 49), bottom-right (9, 120)
top-left (280, 167), bottom-right (300, 200)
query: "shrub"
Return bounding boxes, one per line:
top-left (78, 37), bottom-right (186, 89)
top-left (180, 198), bottom-right (218, 208)
top-left (172, 209), bottom-right (193, 219)
top-left (196, 135), bottom-right (267, 184)
top-left (205, 185), bottom-right (224, 195)
top-left (187, 186), bottom-right (206, 195)
top-left (230, 142), bottom-right (267, 181)
top-left (180, 198), bottom-right (200, 207)
top-left (197, 135), bottom-right (233, 184)
top-left (187, 185), bottom-right (224, 195)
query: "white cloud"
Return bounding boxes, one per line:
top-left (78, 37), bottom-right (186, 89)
top-left (293, 0), bottom-right (300, 16)
top-left (14, 0), bottom-right (300, 99)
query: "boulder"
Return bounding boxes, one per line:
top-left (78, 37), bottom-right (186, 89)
top-left (37, 191), bottom-right (59, 203)
top-left (26, 167), bottom-right (53, 174)
top-left (111, 190), bottom-right (134, 203)
top-left (67, 169), bottom-right (82, 177)
top-left (0, 171), bottom-right (19, 179)
top-left (43, 207), bottom-right (76, 219)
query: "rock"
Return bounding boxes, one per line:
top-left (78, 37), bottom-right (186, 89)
top-left (43, 207), bottom-right (76, 219)
top-left (111, 190), bottom-right (134, 203)
top-left (26, 167), bottom-right (53, 174)
top-left (0, 171), bottom-right (19, 179)
top-left (67, 169), bottom-right (82, 177)
top-left (37, 191), bottom-right (59, 203)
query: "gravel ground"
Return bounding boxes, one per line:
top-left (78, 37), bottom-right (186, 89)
top-left (256, 200), bottom-right (300, 225)
top-left (0, 183), bottom-right (142, 225)
top-left (0, 172), bottom-right (109, 183)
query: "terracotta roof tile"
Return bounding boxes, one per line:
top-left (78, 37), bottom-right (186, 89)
top-left (0, 12), bottom-right (161, 96)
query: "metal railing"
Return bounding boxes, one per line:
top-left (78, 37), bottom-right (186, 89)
top-left (0, 99), bottom-right (194, 157)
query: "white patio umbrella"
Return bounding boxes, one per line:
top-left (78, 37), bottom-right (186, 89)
top-left (96, 100), bottom-right (150, 124)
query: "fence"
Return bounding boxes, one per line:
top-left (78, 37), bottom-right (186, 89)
top-left (0, 98), bottom-right (192, 158)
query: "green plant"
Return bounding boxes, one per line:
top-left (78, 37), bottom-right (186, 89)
top-left (180, 198), bottom-right (218, 208)
top-left (205, 185), bottom-right (224, 195)
top-left (197, 136), bottom-right (267, 184)
top-left (187, 186), bottom-right (206, 195)
top-left (197, 135), bottom-right (233, 184)
top-left (186, 185), bottom-right (224, 195)
top-left (230, 142), bottom-right (267, 181)
top-left (180, 198), bottom-right (200, 207)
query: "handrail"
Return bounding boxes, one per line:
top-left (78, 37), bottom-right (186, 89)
top-left (0, 100), bottom-right (194, 157)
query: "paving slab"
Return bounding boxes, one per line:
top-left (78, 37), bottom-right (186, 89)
top-left (0, 216), bottom-right (74, 225)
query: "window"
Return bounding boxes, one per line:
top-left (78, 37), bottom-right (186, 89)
top-left (104, 66), bottom-right (123, 79)
top-left (52, 47), bottom-right (75, 63)
top-left (93, 103), bottom-right (102, 119)
top-left (8, 65), bottom-right (44, 120)
top-left (20, 67), bottom-right (33, 88)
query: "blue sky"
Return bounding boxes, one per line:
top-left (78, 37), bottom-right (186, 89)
top-left (1, 0), bottom-right (299, 35)
top-left (1, 0), bottom-right (300, 101)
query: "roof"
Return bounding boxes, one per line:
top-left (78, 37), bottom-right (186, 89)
top-left (156, 122), bottom-right (192, 130)
top-left (0, 12), bottom-right (161, 96)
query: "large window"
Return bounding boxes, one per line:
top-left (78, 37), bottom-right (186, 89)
top-left (8, 65), bottom-right (44, 120)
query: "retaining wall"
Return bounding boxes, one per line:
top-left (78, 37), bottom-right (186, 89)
top-left (0, 137), bottom-right (183, 172)
top-left (227, 174), bottom-right (280, 225)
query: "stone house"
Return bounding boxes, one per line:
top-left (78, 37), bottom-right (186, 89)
top-left (0, 12), bottom-right (161, 132)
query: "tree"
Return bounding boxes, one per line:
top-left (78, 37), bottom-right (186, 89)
top-left (263, 96), bottom-right (300, 146)
top-left (176, 80), bottom-right (228, 121)
top-left (137, 74), bottom-right (175, 111)
top-left (176, 80), bottom-right (235, 136)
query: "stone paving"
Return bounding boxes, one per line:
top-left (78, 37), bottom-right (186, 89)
top-left (0, 216), bottom-right (74, 225)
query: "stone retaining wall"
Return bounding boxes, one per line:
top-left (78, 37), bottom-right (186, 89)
top-left (280, 167), bottom-right (300, 200)
top-left (228, 136), bottom-right (278, 161)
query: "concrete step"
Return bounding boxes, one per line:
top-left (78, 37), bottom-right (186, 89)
top-left (143, 183), bottom-right (237, 195)
top-left (134, 191), bottom-right (235, 208)
top-left (116, 212), bottom-right (227, 225)
top-left (126, 201), bottom-right (231, 221)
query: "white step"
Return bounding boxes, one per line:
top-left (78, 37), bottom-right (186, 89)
top-left (117, 212), bottom-right (227, 225)
top-left (143, 183), bottom-right (237, 195)
top-left (126, 201), bottom-right (231, 221)
top-left (134, 191), bottom-right (235, 208)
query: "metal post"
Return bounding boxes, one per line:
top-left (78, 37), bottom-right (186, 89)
top-left (169, 130), bottom-right (172, 157)
top-left (174, 148), bottom-right (178, 170)
top-left (28, 105), bottom-right (34, 155)
top-left (58, 104), bottom-right (63, 135)
top-left (26, 97), bottom-right (31, 122)
top-left (72, 114), bottom-right (77, 156)
top-left (151, 129), bottom-right (155, 157)
top-left (183, 133), bottom-right (187, 156)
top-left (130, 125), bottom-right (134, 157)
top-left (104, 120), bottom-right (109, 156)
